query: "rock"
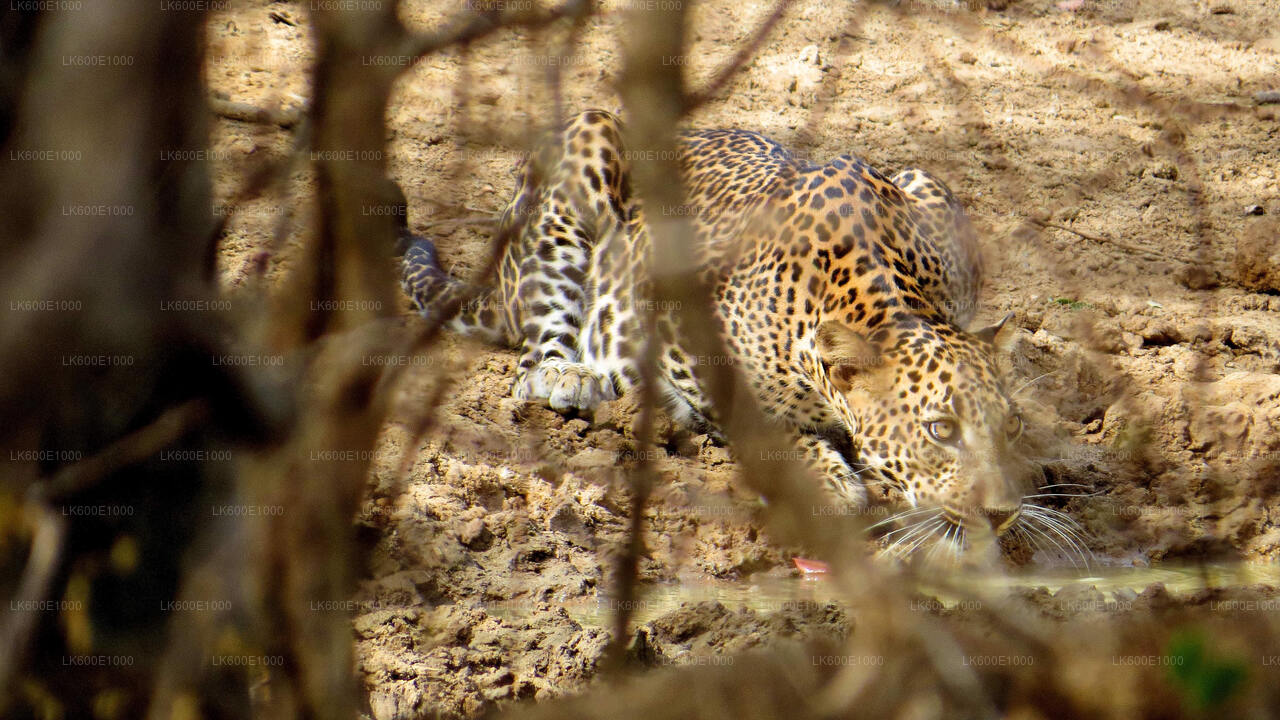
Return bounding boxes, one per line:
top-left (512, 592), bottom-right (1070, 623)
top-left (1228, 324), bottom-right (1271, 354)
top-left (1080, 318), bottom-right (1128, 354)
top-left (1187, 402), bottom-right (1251, 454)
top-left (1179, 372), bottom-right (1280, 457)
top-left (1233, 218), bottom-right (1280, 292)
top-left (1137, 318), bottom-right (1182, 346)
top-left (648, 600), bottom-right (732, 643)
top-left (591, 397), bottom-right (636, 432)
top-left (1184, 323), bottom-right (1213, 344)
top-left (1053, 583), bottom-right (1107, 613)
top-left (1136, 582), bottom-right (1173, 610)
top-left (567, 447), bottom-right (617, 470)
top-left (1151, 161), bottom-right (1178, 180)
top-left (458, 517), bottom-right (494, 550)
top-left (372, 571), bottom-right (429, 608)
top-left (354, 609), bottom-right (410, 636)
top-left (546, 501), bottom-right (589, 537)
top-left (1177, 264), bottom-right (1220, 290)
top-left (369, 689), bottom-right (416, 720)
top-left (626, 627), bottom-right (665, 667)
top-left (959, 51), bottom-right (977, 64)
top-left (1245, 204), bottom-right (1266, 215)
top-left (702, 444), bottom-right (732, 465)
top-left (476, 668), bottom-right (514, 691)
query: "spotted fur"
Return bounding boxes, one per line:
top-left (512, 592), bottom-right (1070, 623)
top-left (402, 110), bottom-right (1047, 547)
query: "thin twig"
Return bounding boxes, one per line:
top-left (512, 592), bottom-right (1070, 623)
top-left (398, 0), bottom-right (591, 62)
top-left (210, 97), bottom-right (302, 128)
top-left (418, 215), bottom-right (497, 229)
top-left (604, 0), bottom-right (693, 671)
top-left (0, 503), bottom-right (67, 708)
top-left (1029, 218), bottom-right (1188, 263)
top-left (35, 399), bottom-right (210, 503)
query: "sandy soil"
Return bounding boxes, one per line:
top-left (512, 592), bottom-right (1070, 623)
top-left (205, 0), bottom-right (1280, 716)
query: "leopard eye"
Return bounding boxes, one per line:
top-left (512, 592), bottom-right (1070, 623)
top-left (926, 419), bottom-right (959, 444)
top-left (1004, 414), bottom-right (1023, 439)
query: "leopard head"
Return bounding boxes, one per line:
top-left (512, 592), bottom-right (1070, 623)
top-left (816, 314), bottom-right (1054, 558)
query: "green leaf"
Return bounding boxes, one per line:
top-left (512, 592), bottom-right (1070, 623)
top-left (1164, 630), bottom-right (1248, 711)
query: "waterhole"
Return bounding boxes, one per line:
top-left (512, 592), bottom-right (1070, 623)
top-left (489, 562), bottom-right (1280, 626)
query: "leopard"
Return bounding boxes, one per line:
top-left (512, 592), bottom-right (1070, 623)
top-left (398, 109), bottom-right (1064, 559)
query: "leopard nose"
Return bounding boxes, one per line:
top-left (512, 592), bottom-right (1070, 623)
top-left (981, 506), bottom-right (1020, 534)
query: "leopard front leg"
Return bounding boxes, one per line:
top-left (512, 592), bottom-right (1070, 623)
top-left (795, 433), bottom-right (868, 511)
top-left (509, 201), bottom-right (617, 412)
top-left (509, 111), bottom-right (632, 412)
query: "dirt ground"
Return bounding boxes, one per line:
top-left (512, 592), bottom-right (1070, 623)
top-left (206, 0), bottom-right (1280, 716)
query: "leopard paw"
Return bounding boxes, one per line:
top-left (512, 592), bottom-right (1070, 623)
top-left (513, 359), bottom-right (617, 412)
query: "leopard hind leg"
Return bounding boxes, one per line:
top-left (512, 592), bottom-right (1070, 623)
top-left (890, 168), bottom-right (982, 328)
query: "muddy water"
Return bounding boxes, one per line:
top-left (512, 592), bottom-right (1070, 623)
top-left (489, 563), bottom-right (1280, 627)
top-left (945, 562), bottom-right (1280, 600)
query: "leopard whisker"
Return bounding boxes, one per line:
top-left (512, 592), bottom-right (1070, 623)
top-left (951, 526), bottom-right (967, 563)
top-left (880, 519), bottom-right (936, 542)
top-left (868, 506), bottom-right (939, 532)
top-left (899, 519), bottom-right (948, 559)
top-left (923, 527), bottom-right (948, 564)
top-left (1026, 502), bottom-right (1090, 534)
top-left (883, 516), bottom-right (942, 551)
top-left (925, 521), bottom-right (961, 566)
top-left (1011, 370), bottom-right (1057, 399)
top-left (941, 522), bottom-right (965, 565)
top-left (1013, 524), bottom-right (1047, 559)
top-left (1021, 508), bottom-right (1090, 569)
top-left (1025, 506), bottom-right (1094, 561)
top-left (1038, 520), bottom-right (1090, 565)
top-left (1009, 524), bottom-right (1044, 563)
top-left (1020, 518), bottom-right (1081, 569)
top-left (1021, 491), bottom-right (1103, 500)
top-left (885, 518), bottom-right (946, 560)
top-left (940, 523), bottom-right (965, 567)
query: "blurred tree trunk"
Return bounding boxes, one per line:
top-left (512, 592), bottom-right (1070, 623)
top-left (0, 2), bottom-right (399, 717)
top-left (0, 3), bottom-right (241, 718)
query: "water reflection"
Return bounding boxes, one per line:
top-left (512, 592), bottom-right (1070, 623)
top-left (486, 562), bottom-right (1280, 626)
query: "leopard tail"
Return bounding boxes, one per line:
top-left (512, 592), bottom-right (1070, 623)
top-left (396, 222), bottom-right (514, 346)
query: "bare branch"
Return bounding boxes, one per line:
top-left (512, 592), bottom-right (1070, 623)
top-left (209, 96), bottom-right (302, 128)
top-left (0, 505), bottom-right (66, 707)
top-left (36, 400), bottom-right (210, 503)
top-left (1029, 218), bottom-right (1190, 264)
top-left (398, 0), bottom-right (593, 61)
top-left (685, 0), bottom-right (798, 112)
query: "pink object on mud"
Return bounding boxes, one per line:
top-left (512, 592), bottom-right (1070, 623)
top-left (791, 557), bottom-right (830, 574)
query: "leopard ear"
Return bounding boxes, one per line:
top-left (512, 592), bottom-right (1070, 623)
top-left (815, 321), bottom-right (881, 393)
top-left (973, 312), bottom-right (1017, 352)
